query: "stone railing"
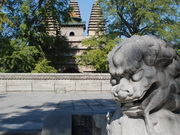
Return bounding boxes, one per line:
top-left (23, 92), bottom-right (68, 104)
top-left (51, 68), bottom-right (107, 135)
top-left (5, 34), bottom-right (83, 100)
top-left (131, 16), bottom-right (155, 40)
top-left (0, 73), bottom-right (111, 92)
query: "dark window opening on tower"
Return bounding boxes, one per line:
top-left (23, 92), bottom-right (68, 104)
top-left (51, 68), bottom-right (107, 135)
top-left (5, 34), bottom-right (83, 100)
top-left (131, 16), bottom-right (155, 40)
top-left (70, 32), bottom-right (75, 36)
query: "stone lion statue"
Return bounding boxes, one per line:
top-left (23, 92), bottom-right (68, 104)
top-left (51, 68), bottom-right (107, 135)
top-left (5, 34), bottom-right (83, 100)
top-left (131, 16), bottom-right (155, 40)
top-left (107, 35), bottom-right (180, 135)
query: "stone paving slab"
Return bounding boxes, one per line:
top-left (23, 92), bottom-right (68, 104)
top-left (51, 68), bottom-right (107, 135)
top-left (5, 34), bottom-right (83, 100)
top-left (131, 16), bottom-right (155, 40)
top-left (0, 92), bottom-right (117, 135)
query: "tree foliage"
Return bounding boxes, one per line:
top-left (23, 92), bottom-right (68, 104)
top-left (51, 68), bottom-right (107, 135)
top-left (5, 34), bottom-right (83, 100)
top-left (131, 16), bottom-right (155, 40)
top-left (99, 0), bottom-right (180, 44)
top-left (0, 38), bottom-right (43, 72)
top-left (0, 0), bottom-right (70, 73)
top-left (76, 34), bottom-right (120, 72)
top-left (176, 46), bottom-right (180, 55)
top-left (31, 59), bottom-right (57, 73)
top-left (77, 0), bottom-right (179, 72)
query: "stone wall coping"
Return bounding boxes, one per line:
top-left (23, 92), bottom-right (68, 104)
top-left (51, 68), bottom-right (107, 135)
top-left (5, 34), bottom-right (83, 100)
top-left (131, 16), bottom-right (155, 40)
top-left (0, 73), bottom-right (111, 80)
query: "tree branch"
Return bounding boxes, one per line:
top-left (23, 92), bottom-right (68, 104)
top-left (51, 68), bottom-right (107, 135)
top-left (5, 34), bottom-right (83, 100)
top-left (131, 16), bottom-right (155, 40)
top-left (115, 0), bottom-right (134, 34)
top-left (139, 23), bottom-right (155, 34)
top-left (38, 0), bottom-right (44, 8)
top-left (117, 11), bottom-right (134, 34)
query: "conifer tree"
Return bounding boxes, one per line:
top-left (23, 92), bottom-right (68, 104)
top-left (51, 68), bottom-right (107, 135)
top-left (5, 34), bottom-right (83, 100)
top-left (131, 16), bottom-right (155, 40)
top-left (0, 0), bottom-right (70, 72)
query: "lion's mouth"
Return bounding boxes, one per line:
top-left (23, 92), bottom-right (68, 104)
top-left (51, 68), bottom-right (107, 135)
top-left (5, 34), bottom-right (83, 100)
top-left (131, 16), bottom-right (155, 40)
top-left (121, 82), bottom-right (159, 116)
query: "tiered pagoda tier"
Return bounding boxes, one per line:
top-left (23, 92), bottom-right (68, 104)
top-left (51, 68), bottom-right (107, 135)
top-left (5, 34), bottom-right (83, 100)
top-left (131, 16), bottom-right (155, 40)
top-left (88, 0), bottom-right (105, 36)
top-left (69, 0), bottom-right (81, 18)
top-left (43, 1), bottom-right (61, 36)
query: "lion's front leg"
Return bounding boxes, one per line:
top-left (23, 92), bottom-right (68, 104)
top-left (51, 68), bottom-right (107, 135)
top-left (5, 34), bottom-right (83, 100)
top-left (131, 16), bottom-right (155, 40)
top-left (144, 111), bottom-right (156, 135)
top-left (143, 87), bottom-right (170, 135)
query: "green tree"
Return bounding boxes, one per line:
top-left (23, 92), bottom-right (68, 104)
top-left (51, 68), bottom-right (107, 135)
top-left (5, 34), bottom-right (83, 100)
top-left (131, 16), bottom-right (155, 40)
top-left (76, 34), bottom-right (120, 72)
top-left (0, 0), bottom-right (70, 72)
top-left (31, 59), bottom-right (57, 73)
top-left (99, 0), bottom-right (180, 44)
top-left (78, 0), bottom-right (179, 72)
top-left (0, 38), bottom-right (43, 72)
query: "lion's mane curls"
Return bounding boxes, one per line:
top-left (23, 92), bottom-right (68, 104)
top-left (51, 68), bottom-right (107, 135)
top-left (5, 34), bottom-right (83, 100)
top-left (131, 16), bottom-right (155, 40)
top-left (108, 35), bottom-right (180, 79)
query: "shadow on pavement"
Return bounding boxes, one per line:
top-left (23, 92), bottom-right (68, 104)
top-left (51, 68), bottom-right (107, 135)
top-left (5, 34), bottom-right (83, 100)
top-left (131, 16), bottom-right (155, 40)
top-left (0, 98), bottom-right (117, 135)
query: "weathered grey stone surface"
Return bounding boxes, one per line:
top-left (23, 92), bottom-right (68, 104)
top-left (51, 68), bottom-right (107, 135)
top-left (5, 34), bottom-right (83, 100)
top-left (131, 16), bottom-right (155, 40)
top-left (33, 80), bottom-right (54, 91)
top-left (0, 81), bottom-right (6, 92)
top-left (41, 111), bottom-right (72, 135)
top-left (7, 80), bottom-right (32, 91)
top-left (76, 80), bottom-right (101, 91)
top-left (0, 92), bottom-right (117, 135)
top-left (107, 35), bottom-right (180, 135)
top-left (0, 73), bottom-right (110, 92)
top-left (101, 80), bottom-right (111, 91)
top-left (93, 114), bottom-right (108, 135)
top-left (55, 80), bottom-right (76, 92)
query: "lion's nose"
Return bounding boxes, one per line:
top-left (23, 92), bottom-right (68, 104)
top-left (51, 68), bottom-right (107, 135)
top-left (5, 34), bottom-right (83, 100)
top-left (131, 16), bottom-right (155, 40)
top-left (114, 89), bottom-right (133, 99)
top-left (112, 78), bottom-right (133, 99)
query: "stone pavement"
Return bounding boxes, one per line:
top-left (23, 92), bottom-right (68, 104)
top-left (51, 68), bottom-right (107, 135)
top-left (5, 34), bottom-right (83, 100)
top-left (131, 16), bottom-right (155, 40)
top-left (0, 92), bottom-right (117, 135)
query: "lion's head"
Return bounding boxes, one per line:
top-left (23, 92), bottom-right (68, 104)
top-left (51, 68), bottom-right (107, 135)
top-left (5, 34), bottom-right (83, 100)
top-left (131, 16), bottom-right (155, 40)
top-left (108, 35), bottom-right (180, 116)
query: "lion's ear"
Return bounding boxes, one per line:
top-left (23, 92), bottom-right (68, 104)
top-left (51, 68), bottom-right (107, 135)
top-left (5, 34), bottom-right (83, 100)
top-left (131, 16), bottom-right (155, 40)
top-left (155, 58), bottom-right (173, 68)
top-left (166, 57), bottom-right (180, 78)
top-left (155, 45), bottom-right (176, 68)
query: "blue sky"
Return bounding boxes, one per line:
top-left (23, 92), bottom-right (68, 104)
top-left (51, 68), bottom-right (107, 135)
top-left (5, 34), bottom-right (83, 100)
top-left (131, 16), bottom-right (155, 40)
top-left (76, 0), bottom-right (95, 34)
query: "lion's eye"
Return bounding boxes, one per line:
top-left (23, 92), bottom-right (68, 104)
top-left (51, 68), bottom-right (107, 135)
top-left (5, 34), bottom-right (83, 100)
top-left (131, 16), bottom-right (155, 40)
top-left (111, 79), bottom-right (118, 85)
top-left (132, 70), bottom-right (144, 82)
top-left (110, 76), bottom-right (121, 85)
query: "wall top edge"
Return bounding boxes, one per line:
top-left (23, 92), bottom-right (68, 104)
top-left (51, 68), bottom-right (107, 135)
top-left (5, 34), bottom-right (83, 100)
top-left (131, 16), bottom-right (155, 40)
top-left (0, 73), bottom-right (110, 75)
top-left (0, 73), bottom-right (110, 80)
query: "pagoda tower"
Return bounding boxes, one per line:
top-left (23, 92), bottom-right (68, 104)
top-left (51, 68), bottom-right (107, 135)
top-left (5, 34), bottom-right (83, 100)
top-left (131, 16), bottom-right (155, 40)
top-left (88, 0), bottom-right (105, 36)
top-left (61, 0), bottom-right (88, 73)
top-left (47, 0), bottom-right (106, 73)
top-left (43, 1), bottom-right (61, 36)
top-left (61, 0), bottom-right (85, 38)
